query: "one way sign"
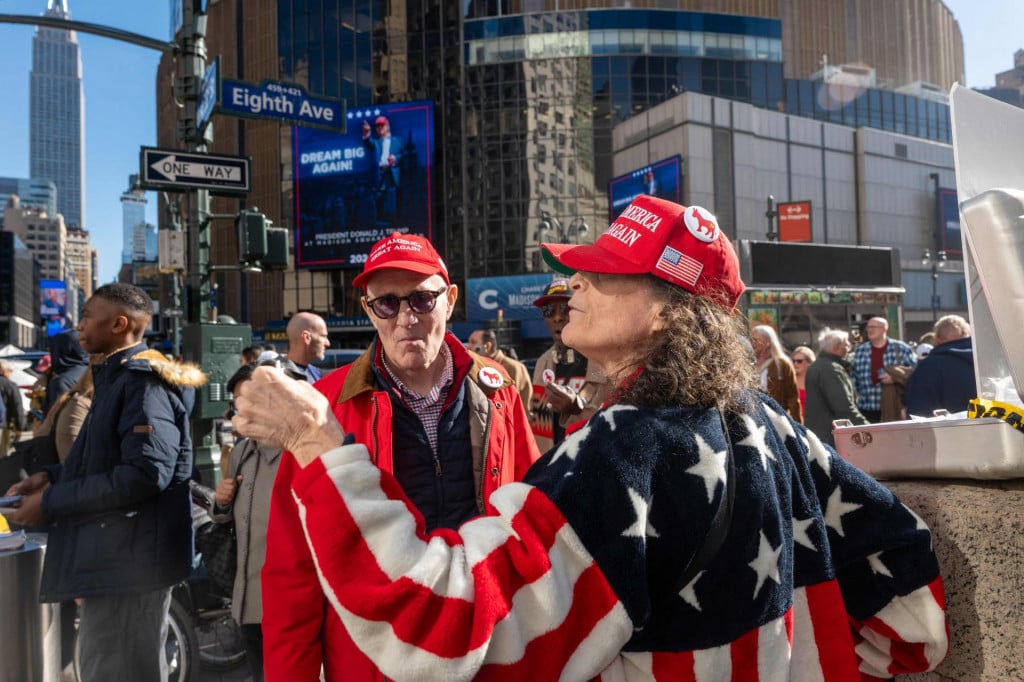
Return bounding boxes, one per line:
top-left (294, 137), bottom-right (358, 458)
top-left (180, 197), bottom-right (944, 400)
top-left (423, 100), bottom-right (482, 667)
top-left (139, 147), bottom-right (251, 194)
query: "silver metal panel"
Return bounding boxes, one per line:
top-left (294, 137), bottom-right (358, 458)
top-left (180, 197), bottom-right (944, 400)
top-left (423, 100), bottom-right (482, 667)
top-left (834, 417), bottom-right (1024, 480)
top-left (0, 540), bottom-right (61, 682)
top-left (950, 85), bottom-right (1024, 404)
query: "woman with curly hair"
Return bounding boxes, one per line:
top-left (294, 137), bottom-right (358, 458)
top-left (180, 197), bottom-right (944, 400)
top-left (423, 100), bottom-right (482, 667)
top-left (232, 197), bottom-right (947, 681)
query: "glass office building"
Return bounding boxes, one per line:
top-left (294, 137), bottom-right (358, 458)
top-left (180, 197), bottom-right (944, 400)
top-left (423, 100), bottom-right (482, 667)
top-left (276, 3), bottom-right (954, 285)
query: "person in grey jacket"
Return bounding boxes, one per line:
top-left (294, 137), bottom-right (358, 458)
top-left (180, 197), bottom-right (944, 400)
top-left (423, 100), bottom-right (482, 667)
top-left (213, 362), bottom-right (287, 682)
top-left (803, 328), bottom-right (869, 446)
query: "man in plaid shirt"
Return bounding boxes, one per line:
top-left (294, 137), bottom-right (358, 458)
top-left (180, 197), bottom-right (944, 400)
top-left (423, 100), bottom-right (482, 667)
top-left (851, 316), bottom-right (917, 422)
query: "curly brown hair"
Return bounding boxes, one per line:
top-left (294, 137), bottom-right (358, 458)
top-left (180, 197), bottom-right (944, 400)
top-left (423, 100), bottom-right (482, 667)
top-left (613, 276), bottom-right (758, 415)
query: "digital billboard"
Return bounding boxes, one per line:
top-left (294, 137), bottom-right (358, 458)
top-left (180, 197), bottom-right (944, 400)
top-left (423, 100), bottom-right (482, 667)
top-left (292, 100), bottom-right (435, 269)
top-left (40, 280), bottom-right (67, 337)
top-left (608, 155), bottom-right (683, 223)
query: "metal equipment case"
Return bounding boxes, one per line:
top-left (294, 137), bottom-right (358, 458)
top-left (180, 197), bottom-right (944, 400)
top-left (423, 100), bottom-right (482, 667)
top-left (833, 86), bottom-right (1024, 480)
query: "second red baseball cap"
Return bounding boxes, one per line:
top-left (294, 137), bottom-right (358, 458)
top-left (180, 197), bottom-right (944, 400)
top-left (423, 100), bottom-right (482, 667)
top-left (540, 195), bottom-right (745, 309)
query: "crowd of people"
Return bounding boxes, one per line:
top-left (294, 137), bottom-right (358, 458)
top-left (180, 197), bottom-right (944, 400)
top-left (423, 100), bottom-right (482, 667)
top-left (798, 314), bottom-right (976, 445)
top-left (2, 198), bottom-right (961, 681)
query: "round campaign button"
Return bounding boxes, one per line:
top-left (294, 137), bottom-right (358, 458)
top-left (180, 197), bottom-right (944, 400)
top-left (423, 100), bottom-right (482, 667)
top-left (478, 366), bottom-right (504, 389)
top-left (684, 206), bottom-right (720, 243)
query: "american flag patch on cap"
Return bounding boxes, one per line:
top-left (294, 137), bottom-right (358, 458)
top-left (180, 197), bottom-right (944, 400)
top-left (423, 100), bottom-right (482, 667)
top-left (655, 246), bottom-right (703, 286)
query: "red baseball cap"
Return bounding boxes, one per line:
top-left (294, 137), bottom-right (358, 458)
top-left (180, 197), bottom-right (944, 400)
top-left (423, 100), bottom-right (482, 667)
top-left (374, 115), bottom-right (388, 125)
top-left (540, 196), bottom-right (745, 309)
top-left (352, 232), bottom-right (450, 289)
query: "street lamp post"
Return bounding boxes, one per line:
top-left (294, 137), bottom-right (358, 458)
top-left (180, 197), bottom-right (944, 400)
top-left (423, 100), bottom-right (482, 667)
top-left (925, 173), bottom-right (945, 323)
top-left (765, 195), bottom-right (778, 240)
top-left (922, 248), bottom-right (946, 322)
top-left (537, 211), bottom-right (589, 244)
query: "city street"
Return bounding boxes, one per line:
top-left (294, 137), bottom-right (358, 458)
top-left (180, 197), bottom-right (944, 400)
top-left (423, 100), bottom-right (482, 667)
top-left (199, 662), bottom-right (251, 682)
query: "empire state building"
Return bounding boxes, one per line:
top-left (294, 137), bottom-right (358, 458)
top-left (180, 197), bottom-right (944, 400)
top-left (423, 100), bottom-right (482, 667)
top-left (30, 0), bottom-right (84, 228)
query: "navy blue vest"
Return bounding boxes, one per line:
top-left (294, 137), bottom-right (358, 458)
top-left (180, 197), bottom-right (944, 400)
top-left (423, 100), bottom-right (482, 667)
top-left (382, 378), bottom-right (477, 532)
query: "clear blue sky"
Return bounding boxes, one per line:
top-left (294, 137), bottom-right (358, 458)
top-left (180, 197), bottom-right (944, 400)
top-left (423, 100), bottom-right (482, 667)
top-left (0, 1), bottom-right (1021, 285)
top-left (0, 0), bottom-right (169, 285)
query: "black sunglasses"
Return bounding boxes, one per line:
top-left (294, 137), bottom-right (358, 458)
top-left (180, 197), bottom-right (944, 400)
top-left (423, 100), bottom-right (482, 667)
top-left (364, 287), bottom-right (447, 319)
top-left (541, 301), bottom-right (570, 318)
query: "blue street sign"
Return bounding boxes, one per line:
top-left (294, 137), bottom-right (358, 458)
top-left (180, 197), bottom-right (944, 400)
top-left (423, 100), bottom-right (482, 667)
top-left (219, 78), bottom-right (346, 132)
top-left (196, 57), bottom-right (219, 136)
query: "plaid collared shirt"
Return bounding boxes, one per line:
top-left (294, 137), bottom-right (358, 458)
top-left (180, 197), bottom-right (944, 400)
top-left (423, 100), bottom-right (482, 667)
top-left (380, 342), bottom-right (454, 453)
top-left (850, 337), bottom-right (917, 411)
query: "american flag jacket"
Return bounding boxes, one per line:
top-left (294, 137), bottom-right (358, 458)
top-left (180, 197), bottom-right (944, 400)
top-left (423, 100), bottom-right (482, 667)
top-left (289, 391), bottom-right (948, 681)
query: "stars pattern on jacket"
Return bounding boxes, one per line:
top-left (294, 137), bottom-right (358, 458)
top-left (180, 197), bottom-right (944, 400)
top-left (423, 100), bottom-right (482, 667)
top-left (522, 391), bottom-right (940, 654)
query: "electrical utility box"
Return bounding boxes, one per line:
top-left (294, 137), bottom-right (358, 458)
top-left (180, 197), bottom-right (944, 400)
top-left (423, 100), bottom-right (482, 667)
top-left (182, 322), bottom-right (252, 419)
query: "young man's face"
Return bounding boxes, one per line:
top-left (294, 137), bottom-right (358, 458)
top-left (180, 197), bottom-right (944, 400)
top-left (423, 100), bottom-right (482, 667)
top-left (77, 296), bottom-right (126, 356)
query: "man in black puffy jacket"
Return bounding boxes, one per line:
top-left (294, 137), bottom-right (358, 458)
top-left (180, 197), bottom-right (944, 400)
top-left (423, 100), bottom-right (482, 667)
top-left (5, 283), bottom-right (206, 682)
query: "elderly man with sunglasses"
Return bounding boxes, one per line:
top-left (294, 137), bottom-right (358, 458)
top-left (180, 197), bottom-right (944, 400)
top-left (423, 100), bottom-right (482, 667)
top-left (530, 278), bottom-right (609, 449)
top-left (260, 231), bottom-right (541, 682)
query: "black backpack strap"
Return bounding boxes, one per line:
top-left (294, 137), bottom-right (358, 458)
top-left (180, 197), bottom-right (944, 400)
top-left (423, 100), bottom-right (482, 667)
top-left (674, 410), bottom-right (735, 592)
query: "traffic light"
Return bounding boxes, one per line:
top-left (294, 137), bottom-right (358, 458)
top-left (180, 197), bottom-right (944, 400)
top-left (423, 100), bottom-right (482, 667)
top-left (237, 209), bottom-right (268, 263)
top-left (263, 226), bottom-right (290, 270)
top-left (236, 208), bottom-right (289, 270)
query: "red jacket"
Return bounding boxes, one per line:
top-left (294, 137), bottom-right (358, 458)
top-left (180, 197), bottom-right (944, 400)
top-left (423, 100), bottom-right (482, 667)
top-left (262, 335), bottom-right (541, 681)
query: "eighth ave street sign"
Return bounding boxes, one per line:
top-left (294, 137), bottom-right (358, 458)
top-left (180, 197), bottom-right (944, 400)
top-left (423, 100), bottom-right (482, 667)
top-left (139, 147), bottom-right (251, 194)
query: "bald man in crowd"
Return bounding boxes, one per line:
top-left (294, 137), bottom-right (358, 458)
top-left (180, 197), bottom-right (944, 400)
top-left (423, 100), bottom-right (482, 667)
top-left (281, 312), bottom-right (330, 383)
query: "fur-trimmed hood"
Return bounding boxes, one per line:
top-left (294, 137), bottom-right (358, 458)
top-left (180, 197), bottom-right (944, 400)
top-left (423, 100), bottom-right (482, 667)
top-left (125, 348), bottom-right (208, 388)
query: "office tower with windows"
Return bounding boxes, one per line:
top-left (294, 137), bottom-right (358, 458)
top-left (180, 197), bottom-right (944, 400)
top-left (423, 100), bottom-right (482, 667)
top-left (121, 175), bottom-right (147, 264)
top-left (30, 0), bottom-right (85, 228)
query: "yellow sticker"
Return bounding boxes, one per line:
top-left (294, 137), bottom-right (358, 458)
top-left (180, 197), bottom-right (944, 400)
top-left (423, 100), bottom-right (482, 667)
top-left (967, 398), bottom-right (1024, 434)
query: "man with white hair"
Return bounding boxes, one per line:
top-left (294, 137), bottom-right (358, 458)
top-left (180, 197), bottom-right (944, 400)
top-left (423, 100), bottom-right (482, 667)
top-left (259, 232), bottom-right (540, 681)
top-left (903, 314), bottom-right (976, 417)
top-left (804, 328), bottom-right (869, 445)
